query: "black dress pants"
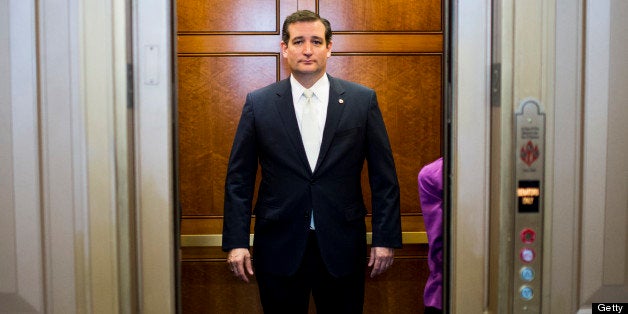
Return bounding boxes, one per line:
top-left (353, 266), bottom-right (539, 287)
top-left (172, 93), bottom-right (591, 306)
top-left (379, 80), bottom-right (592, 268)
top-left (256, 231), bottom-right (365, 314)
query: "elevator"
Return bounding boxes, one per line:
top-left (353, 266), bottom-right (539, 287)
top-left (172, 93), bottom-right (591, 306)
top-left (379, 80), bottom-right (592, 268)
top-left (1, 0), bottom-right (627, 313)
top-left (480, 1), bottom-right (628, 313)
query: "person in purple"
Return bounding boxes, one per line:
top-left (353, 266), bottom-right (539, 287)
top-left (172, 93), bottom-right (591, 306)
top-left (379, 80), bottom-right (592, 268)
top-left (418, 157), bottom-right (443, 314)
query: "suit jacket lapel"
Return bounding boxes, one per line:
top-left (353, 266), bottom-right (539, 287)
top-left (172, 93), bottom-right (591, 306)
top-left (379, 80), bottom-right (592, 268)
top-left (315, 76), bottom-right (346, 173)
top-left (274, 79), bottom-right (313, 173)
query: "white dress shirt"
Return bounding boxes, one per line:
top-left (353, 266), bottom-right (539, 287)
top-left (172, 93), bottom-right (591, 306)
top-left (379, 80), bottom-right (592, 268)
top-left (290, 74), bottom-right (329, 229)
top-left (290, 74), bottom-right (330, 143)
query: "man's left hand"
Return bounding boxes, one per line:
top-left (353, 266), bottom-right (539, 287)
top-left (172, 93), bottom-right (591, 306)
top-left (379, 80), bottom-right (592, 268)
top-left (368, 247), bottom-right (395, 278)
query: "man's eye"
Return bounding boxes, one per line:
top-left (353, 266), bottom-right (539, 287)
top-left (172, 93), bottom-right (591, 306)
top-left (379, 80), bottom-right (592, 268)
top-left (293, 40), bottom-right (303, 45)
top-left (313, 40), bottom-right (323, 45)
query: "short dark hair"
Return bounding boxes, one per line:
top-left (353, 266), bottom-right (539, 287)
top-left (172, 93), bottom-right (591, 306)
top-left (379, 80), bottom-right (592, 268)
top-left (282, 10), bottom-right (332, 45)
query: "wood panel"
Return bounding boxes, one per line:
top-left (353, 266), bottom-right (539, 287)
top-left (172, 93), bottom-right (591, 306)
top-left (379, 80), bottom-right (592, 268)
top-left (177, 0), bottom-right (278, 33)
top-left (178, 34), bottom-right (443, 54)
top-left (327, 55), bottom-right (442, 215)
top-left (181, 245), bottom-right (429, 313)
top-left (319, 0), bottom-right (441, 32)
top-left (178, 56), bottom-right (276, 215)
top-left (179, 215), bottom-right (426, 235)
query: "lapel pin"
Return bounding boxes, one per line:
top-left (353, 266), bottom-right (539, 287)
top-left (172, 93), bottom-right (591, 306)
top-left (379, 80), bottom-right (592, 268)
top-left (338, 99), bottom-right (344, 104)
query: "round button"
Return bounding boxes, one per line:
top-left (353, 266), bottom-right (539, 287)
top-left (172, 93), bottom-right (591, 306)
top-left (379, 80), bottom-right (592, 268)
top-left (520, 228), bottom-right (536, 244)
top-left (520, 267), bottom-right (535, 282)
top-left (520, 248), bottom-right (535, 263)
top-left (520, 285), bottom-right (534, 301)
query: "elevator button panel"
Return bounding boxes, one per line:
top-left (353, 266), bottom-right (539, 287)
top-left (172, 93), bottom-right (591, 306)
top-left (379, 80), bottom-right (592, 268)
top-left (513, 99), bottom-right (545, 314)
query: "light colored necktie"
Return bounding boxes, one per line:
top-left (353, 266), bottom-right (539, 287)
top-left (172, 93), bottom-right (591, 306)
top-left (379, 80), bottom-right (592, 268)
top-left (302, 89), bottom-right (319, 230)
top-left (301, 89), bottom-right (321, 172)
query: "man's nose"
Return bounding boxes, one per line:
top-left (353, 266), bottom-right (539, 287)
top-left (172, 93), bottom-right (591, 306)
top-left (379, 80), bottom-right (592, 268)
top-left (303, 42), bottom-right (313, 55)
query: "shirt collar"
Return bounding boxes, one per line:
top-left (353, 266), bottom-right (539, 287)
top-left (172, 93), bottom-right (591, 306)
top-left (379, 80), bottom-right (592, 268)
top-left (290, 74), bottom-right (329, 100)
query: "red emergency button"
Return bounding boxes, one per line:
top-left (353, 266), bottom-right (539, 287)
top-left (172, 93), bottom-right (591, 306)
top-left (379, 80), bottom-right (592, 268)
top-left (520, 228), bottom-right (536, 244)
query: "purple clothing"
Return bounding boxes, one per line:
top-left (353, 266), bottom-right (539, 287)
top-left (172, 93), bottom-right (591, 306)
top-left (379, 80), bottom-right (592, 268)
top-left (418, 157), bottom-right (443, 310)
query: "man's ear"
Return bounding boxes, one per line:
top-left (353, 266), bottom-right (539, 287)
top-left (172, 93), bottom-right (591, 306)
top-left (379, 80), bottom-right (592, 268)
top-left (280, 41), bottom-right (288, 57)
top-left (326, 41), bottom-right (333, 57)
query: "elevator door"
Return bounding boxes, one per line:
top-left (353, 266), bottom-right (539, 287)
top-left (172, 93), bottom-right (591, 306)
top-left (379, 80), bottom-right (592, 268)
top-left (176, 1), bottom-right (444, 312)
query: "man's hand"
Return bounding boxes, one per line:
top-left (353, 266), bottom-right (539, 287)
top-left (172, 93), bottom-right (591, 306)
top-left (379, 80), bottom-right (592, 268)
top-left (368, 247), bottom-right (395, 278)
top-left (227, 248), bottom-right (254, 282)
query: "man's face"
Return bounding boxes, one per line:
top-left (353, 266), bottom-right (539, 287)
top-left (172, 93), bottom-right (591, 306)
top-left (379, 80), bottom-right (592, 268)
top-left (281, 20), bottom-right (332, 80)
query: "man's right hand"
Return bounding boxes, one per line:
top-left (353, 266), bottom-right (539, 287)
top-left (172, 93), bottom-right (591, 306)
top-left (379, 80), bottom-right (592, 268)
top-left (227, 248), bottom-right (254, 282)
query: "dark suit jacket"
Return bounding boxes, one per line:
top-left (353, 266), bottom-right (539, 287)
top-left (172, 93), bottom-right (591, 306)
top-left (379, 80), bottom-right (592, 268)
top-left (222, 75), bottom-right (402, 277)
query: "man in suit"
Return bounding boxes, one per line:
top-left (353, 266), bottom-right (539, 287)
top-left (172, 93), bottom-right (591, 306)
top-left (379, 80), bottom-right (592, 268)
top-left (222, 10), bottom-right (402, 313)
